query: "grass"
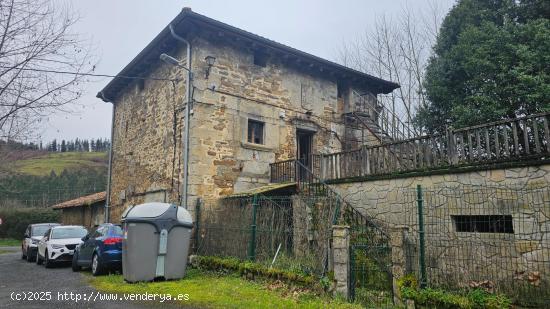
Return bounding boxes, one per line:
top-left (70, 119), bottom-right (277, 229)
top-left (0, 238), bottom-right (20, 247)
top-left (12, 152), bottom-right (107, 176)
top-left (89, 268), bottom-right (361, 309)
top-left (0, 250), bottom-right (12, 254)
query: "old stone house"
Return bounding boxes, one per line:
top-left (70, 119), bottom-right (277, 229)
top-left (98, 8), bottom-right (399, 221)
top-left (97, 8), bottom-right (550, 302)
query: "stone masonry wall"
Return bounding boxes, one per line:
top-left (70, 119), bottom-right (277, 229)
top-left (108, 33), bottom-right (379, 221)
top-left (332, 164), bottom-right (550, 294)
top-left (109, 44), bottom-right (186, 221)
top-left (186, 36), bottom-right (348, 204)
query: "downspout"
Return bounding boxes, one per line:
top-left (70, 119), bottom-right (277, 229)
top-left (168, 24), bottom-right (192, 209)
top-left (100, 91), bottom-right (115, 223)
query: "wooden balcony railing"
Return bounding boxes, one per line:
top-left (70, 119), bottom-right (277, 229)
top-left (270, 112), bottom-right (550, 183)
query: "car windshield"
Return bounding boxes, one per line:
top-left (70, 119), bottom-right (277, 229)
top-left (51, 227), bottom-right (87, 239)
top-left (111, 225), bottom-right (123, 236)
top-left (31, 226), bottom-right (51, 237)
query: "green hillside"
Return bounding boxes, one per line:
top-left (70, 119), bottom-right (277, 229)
top-left (12, 152), bottom-right (108, 176)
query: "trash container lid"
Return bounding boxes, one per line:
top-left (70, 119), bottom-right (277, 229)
top-left (122, 202), bottom-right (193, 224)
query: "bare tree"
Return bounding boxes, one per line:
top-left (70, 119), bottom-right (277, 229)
top-left (337, 1), bottom-right (449, 137)
top-left (0, 0), bottom-right (95, 141)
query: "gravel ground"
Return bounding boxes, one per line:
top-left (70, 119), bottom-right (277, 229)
top-left (0, 247), bottom-right (183, 309)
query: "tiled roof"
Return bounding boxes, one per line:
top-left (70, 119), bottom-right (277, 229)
top-left (51, 191), bottom-right (106, 209)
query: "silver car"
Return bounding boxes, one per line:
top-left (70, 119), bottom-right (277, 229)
top-left (21, 223), bottom-right (60, 262)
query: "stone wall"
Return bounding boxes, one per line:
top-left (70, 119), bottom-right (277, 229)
top-left (108, 32), bottom-right (380, 221)
top-left (109, 43), bottom-right (186, 221)
top-left (332, 164), bottom-right (550, 296)
top-left (332, 164), bottom-right (550, 225)
top-left (186, 36), bottom-right (349, 204)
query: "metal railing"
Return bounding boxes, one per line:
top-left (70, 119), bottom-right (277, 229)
top-left (269, 159), bottom-right (296, 183)
top-left (348, 91), bottom-right (418, 142)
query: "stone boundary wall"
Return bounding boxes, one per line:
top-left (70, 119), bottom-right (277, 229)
top-left (332, 164), bottom-right (550, 301)
top-left (332, 164), bottom-right (550, 227)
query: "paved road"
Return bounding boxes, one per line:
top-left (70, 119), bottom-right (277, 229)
top-left (0, 247), bottom-right (180, 309)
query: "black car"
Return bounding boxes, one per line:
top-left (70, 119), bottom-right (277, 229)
top-left (72, 223), bottom-right (123, 276)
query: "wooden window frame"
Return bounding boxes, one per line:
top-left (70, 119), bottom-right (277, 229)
top-left (247, 119), bottom-right (265, 145)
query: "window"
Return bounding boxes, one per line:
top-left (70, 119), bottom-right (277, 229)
top-left (247, 119), bottom-right (264, 144)
top-left (51, 227), bottom-right (88, 239)
top-left (31, 225), bottom-right (51, 237)
top-left (253, 51), bottom-right (267, 67)
top-left (111, 225), bottom-right (123, 236)
top-left (452, 215), bottom-right (513, 233)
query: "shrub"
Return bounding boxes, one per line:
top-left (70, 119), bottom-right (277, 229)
top-left (191, 255), bottom-right (316, 287)
top-left (0, 208), bottom-right (60, 239)
top-left (399, 282), bottom-right (511, 309)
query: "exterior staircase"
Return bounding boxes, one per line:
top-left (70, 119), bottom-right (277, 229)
top-left (343, 91), bottom-right (418, 150)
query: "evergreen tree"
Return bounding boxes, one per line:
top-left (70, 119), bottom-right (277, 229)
top-left (60, 140), bottom-right (66, 152)
top-left (417, 0), bottom-right (550, 133)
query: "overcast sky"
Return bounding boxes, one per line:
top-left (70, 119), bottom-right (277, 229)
top-left (40, 0), bottom-right (455, 143)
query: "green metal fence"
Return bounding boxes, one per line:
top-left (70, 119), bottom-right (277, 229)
top-left (348, 214), bottom-right (394, 307)
top-left (405, 184), bottom-right (550, 307)
top-left (194, 195), bottom-right (293, 263)
top-left (194, 187), bottom-right (352, 276)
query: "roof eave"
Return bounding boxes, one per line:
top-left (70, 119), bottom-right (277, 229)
top-left (97, 8), bottom-right (400, 102)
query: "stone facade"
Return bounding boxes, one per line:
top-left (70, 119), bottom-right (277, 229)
top-left (332, 164), bottom-right (550, 225)
top-left (332, 164), bottom-right (550, 296)
top-left (107, 30), bottom-right (383, 221)
top-left (109, 46), bottom-right (185, 221)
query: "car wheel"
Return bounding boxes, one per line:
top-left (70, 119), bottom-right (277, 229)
top-left (91, 253), bottom-right (104, 276)
top-left (36, 252), bottom-right (43, 265)
top-left (26, 251), bottom-right (35, 262)
top-left (72, 251), bottom-right (81, 272)
top-left (44, 250), bottom-right (52, 268)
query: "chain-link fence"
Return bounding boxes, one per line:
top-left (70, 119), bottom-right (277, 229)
top-left (194, 195), bottom-right (291, 261)
top-left (403, 184), bottom-right (550, 307)
top-left (192, 193), bottom-right (337, 276)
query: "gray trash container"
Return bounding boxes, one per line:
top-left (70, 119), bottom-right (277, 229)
top-left (121, 202), bottom-right (193, 283)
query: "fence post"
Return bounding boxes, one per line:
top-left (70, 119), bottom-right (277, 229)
top-left (447, 126), bottom-right (457, 165)
top-left (391, 225), bottom-right (409, 306)
top-left (416, 184), bottom-right (427, 289)
top-left (332, 225), bottom-right (350, 300)
top-left (248, 194), bottom-right (258, 261)
top-left (194, 198), bottom-right (201, 253)
top-left (320, 154), bottom-right (325, 181)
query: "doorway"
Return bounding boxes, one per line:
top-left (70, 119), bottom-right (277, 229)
top-left (296, 129), bottom-right (314, 180)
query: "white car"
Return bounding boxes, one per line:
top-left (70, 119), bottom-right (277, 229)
top-left (36, 225), bottom-right (88, 268)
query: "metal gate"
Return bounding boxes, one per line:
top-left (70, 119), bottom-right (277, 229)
top-left (349, 227), bottom-right (394, 308)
